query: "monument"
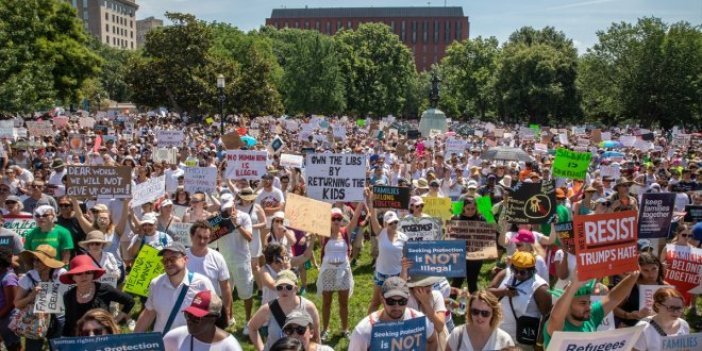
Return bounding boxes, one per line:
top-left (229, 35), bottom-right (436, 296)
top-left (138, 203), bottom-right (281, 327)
top-left (418, 72), bottom-right (448, 137)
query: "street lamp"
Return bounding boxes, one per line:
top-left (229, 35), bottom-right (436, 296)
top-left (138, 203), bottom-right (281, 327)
top-left (217, 74), bottom-right (226, 135)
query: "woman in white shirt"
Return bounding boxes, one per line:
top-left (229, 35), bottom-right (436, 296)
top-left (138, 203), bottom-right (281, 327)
top-left (634, 287), bottom-right (689, 351)
top-left (447, 290), bottom-right (514, 351)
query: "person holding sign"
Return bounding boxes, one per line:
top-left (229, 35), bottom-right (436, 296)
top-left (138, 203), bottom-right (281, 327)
top-left (14, 245), bottom-right (67, 351)
top-left (543, 270), bottom-right (641, 349)
top-left (348, 277), bottom-right (438, 351)
top-left (613, 252), bottom-right (667, 327)
top-left (0, 248), bottom-right (19, 351)
top-left (60, 255), bottom-right (135, 336)
top-left (451, 197), bottom-right (487, 294)
top-left (446, 290), bottom-right (515, 351)
top-left (71, 199), bottom-right (127, 277)
top-left (633, 287), bottom-right (690, 351)
top-left (79, 231), bottom-right (122, 288)
top-left (126, 212), bottom-right (173, 260)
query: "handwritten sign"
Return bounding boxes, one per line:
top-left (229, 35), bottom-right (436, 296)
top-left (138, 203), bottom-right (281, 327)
top-left (574, 210), bottom-right (639, 281)
top-left (131, 176), bottom-right (165, 208)
top-left (123, 245), bottom-right (164, 297)
top-left (664, 244), bottom-right (702, 304)
top-left (373, 186), bottom-right (410, 210)
top-left (305, 153), bottom-right (366, 202)
top-left (504, 181), bottom-right (557, 224)
top-left (284, 193), bottom-right (332, 237)
top-left (446, 220), bottom-right (498, 260)
top-left (25, 121), bottom-right (53, 137)
top-left (152, 147), bottom-right (178, 164)
top-left (3, 214), bottom-right (36, 239)
top-left (548, 324), bottom-right (643, 351)
top-left (34, 282), bottom-right (70, 313)
top-left (224, 150), bottom-right (268, 180)
top-left (184, 167), bottom-right (217, 195)
top-left (404, 240), bottom-right (466, 277)
top-left (169, 222), bottom-right (193, 247)
top-left (156, 130), bottom-right (184, 147)
top-left (51, 333), bottom-right (164, 351)
top-left (66, 166), bottom-right (132, 199)
top-left (280, 153), bottom-right (303, 168)
top-left (555, 221), bottom-right (575, 254)
top-left (553, 148), bottom-right (591, 180)
top-left (600, 165), bottom-right (621, 180)
top-left (207, 213), bottom-right (236, 243)
top-left (370, 316), bottom-right (426, 351)
top-left (637, 193), bottom-right (675, 239)
top-left (399, 217), bottom-right (442, 241)
top-left (422, 197), bottom-right (453, 222)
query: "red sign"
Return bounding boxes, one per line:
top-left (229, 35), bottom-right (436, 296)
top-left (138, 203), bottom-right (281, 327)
top-left (573, 210), bottom-right (639, 281)
top-left (664, 244), bottom-right (702, 304)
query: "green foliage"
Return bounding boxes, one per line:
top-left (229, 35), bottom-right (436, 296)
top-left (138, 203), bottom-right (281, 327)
top-left (579, 17), bottom-right (702, 128)
top-left (85, 37), bottom-right (135, 103)
top-left (334, 23), bottom-right (418, 116)
top-left (0, 0), bottom-right (101, 113)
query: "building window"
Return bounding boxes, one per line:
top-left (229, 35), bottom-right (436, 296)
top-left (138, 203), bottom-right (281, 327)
top-left (315, 21), bottom-right (319, 30)
top-left (337, 21), bottom-right (342, 31)
top-left (456, 21), bottom-right (462, 40)
top-left (434, 21), bottom-right (439, 43)
top-left (422, 21), bottom-right (428, 43)
top-left (284, 22), bottom-right (288, 28)
top-left (390, 21), bottom-right (395, 33)
top-left (105, 12), bottom-right (108, 20)
top-left (326, 22), bottom-right (331, 34)
top-left (401, 21), bottom-right (406, 42)
top-left (106, 24), bottom-right (109, 32)
top-left (130, 31), bottom-right (133, 38)
top-left (105, 35), bottom-right (109, 44)
top-left (304, 21), bottom-right (309, 29)
top-left (347, 21), bottom-right (352, 29)
top-left (445, 21), bottom-right (451, 43)
top-left (411, 21), bottom-right (417, 44)
top-left (294, 22), bottom-right (299, 28)
top-left (131, 42), bottom-right (134, 49)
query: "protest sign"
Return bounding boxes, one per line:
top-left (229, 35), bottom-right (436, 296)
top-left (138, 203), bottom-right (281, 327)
top-left (620, 135), bottom-right (637, 147)
top-left (0, 120), bottom-right (14, 139)
top-left (637, 193), bottom-right (675, 238)
top-left (370, 316), bottom-right (426, 351)
top-left (446, 220), bottom-right (498, 260)
top-left (494, 128), bottom-right (505, 138)
top-left (284, 193), bottom-right (332, 237)
top-left (25, 121), bottom-right (53, 137)
top-left (123, 245), bottom-right (164, 297)
top-left (404, 240), bottom-right (466, 277)
top-left (547, 324), bottom-right (643, 351)
top-left (445, 138), bottom-right (466, 155)
top-left (591, 129), bottom-right (602, 143)
top-left (78, 116), bottom-right (96, 129)
top-left (558, 133), bottom-right (569, 145)
top-left (268, 136), bottom-right (284, 154)
top-left (51, 333), bottom-right (164, 351)
top-left (664, 244), bottom-right (702, 303)
top-left (600, 165), bottom-right (621, 180)
top-left (423, 197), bottom-right (453, 222)
top-left (3, 214), bottom-right (36, 239)
top-left (638, 285), bottom-right (673, 310)
top-left (407, 130), bottom-right (420, 139)
top-left (398, 217), bottom-right (442, 241)
top-left (207, 213), bottom-right (237, 243)
top-left (184, 167), bottom-right (217, 194)
top-left (280, 153), bottom-right (303, 168)
top-left (169, 222), bottom-right (193, 247)
top-left (372, 186), bottom-right (410, 210)
top-left (68, 133), bottom-right (84, 151)
top-left (333, 125), bottom-right (347, 140)
top-left (534, 143), bottom-right (548, 154)
top-left (661, 333), bottom-right (702, 351)
top-left (553, 148), bottom-right (591, 180)
top-left (504, 181), bottom-right (557, 224)
top-left (305, 153), bottom-right (366, 202)
top-left (156, 130), bottom-right (184, 147)
top-left (554, 221), bottom-right (575, 253)
top-left (590, 296), bottom-right (615, 332)
top-left (66, 166), bottom-right (131, 199)
top-left (53, 116), bottom-right (69, 128)
top-left (221, 131), bottom-right (243, 149)
top-left (574, 210), bottom-right (639, 281)
top-left (131, 175), bottom-right (165, 208)
top-left (684, 205), bottom-right (702, 223)
top-left (152, 147), bottom-right (178, 164)
top-left (34, 282), bottom-right (70, 313)
top-left (224, 150), bottom-right (268, 180)
top-left (475, 196), bottom-right (496, 224)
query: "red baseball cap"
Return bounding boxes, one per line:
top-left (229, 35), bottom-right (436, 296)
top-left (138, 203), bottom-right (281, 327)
top-left (184, 290), bottom-right (222, 318)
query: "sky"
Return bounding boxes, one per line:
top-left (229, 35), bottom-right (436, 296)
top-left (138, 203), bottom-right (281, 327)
top-left (137, 0), bottom-right (701, 53)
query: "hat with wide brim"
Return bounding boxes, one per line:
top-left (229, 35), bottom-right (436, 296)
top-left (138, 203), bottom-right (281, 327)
top-left (20, 245), bottom-right (65, 269)
top-left (613, 177), bottom-right (634, 190)
top-left (406, 275), bottom-right (444, 288)
top-left (237, 187), bottom-right (258, 202)
top-left (60, 255), bottom-right (106, 284)
top-left (412, 178), bottom-right (429, 189)
top-left (78, 230), bottom-right (112, 250)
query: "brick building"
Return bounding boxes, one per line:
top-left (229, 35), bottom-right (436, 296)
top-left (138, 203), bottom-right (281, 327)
top-left (136, 16), bottom-right (164, 48)
top-left (265, 7), bottom-right (469, 71)
top-left (67, 0), bottom-right (138, 50)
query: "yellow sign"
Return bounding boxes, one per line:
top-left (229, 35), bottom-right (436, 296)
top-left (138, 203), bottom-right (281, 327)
top-left (284, 193), bottom-right (332, 237)
top-left (423, 197), bottom-right (453, 221)
top-left (123, 245), bottom-right (164, 297)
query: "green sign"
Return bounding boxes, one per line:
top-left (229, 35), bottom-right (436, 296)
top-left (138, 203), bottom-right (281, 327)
top-left (452, 201), bottom-right (464, 216)
top-left (123, 245), bottom-right (164, 297)
top-left (356, 119), bottom-right (366, 127)
top-left (552, 148), bottom-right (592, 180)
top-left (529, 124), bottom-right (541, 138)
top-left (475, 196), bottom-right (495, 224)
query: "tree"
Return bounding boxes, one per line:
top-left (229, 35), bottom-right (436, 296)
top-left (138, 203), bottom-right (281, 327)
top-left (86, 37), bottom-right (135, 104)
top-left (439, 36), bottom-right (500, 118)
top-left (495, 26), bottom-right (581, 124)
top-left (0, 0), bottom-right (102, 113)
top-left (334, 23), bottom-right (418, 116)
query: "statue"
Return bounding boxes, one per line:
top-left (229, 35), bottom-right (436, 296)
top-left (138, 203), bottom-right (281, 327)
top-left (429, 72), bottom-right (441, 108)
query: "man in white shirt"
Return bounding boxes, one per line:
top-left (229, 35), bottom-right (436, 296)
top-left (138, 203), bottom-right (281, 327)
top-left (186, 220), bottom-right (233, 327)
top-left (134, 242), bottom-right (215, 334)
top-left (349, 277), bottom-right (438, 351)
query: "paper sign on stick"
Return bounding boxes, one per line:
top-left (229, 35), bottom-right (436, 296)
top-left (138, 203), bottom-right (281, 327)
top-left (504, 181), bottom-right (557, 224)
top-left (123, 245), bottom-right (164, 297)
top-left (156, 130), bottom-right (184, 147)
top-left (152, 147), bottom-right (178, 164)
top-left (284, 193), bottom-right (332, 237)
top-left (169, 222), bottom-right (193, 247)
top-left (446, 220), bottom-right (498, 260)
top-left (475, 196), bottom-right (495, 223)
top-left (280, 153), bottom-right (303, 168)
top-left (305, 153), bottom-right (366, 202)
top-left (574, 210), bottom-right (639, 281)
top-left (404, 240), bottom-right (466, 277)
top-left (25, 121), bottom-right (53, 137)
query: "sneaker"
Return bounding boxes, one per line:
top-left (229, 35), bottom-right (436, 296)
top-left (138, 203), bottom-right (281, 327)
top-left (321, 330), bottom-right (330, 342)
top-left (243, 325), bottom-right (249, 336)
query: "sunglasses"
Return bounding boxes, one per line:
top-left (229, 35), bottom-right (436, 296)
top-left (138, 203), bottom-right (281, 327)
top-left (276, 284), bottom-right (295, 291)
top-left (680, 233), bottom-right (690, 238)
top-left (511, 267), bottom-right (531, 276)
top-left (385, 298), bottom-right (408, 306)
top-left (31, 185), bottom-right (43, 189)
top-left (59, 204), bottom-right (71, 208)
top-left (80, 326), bottom-right (105, 336)
top-left (184, 312), bottom-right (216, 323)
top-left (412, 204), bottom-right (424, 209)
top-left (34, 214), bottom-right (52, 219)
top-left (332, 217), bottom-right (343, 222)
top-left (283, 325), bottom-right (307, 336)
top-left (659, 304), bottom-right (684, 313)
top-left (88, 242), bottom-right (103, 247)
top-left (4, 201), bottom-right (17, 205)
top-left (470, 308), bottom-right (492, 318)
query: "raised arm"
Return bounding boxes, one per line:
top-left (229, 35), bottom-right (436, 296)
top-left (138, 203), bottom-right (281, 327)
top-left (115, 200), bottom-right (129, 237)
top-left (71, 198), bottom-right (93, 234)
top-left (346, 202), bottom-right (365, 234)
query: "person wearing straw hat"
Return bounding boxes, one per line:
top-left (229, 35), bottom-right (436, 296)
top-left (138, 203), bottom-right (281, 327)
top-left (60, 254), bottom-right (134, 336)
top-left (606, 177), bottom-right (639, 213)
top-left (405, 276), bottom-right (448, 349)
top-left (79, 230), bottom-right (121, 288)
top-left (14, 245), bottom-right (67, 351)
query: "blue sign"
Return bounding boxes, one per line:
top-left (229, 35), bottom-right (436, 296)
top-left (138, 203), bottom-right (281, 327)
top-left (404, 240), bottom-right (466, 277)
top-left (50, 333), bottom-right (164, 351)
top-left (370, 316), bottom-right (427, 351)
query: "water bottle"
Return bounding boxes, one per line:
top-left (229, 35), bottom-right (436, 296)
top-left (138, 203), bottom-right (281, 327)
top-left (454, 288), bottom-right (469, 316)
